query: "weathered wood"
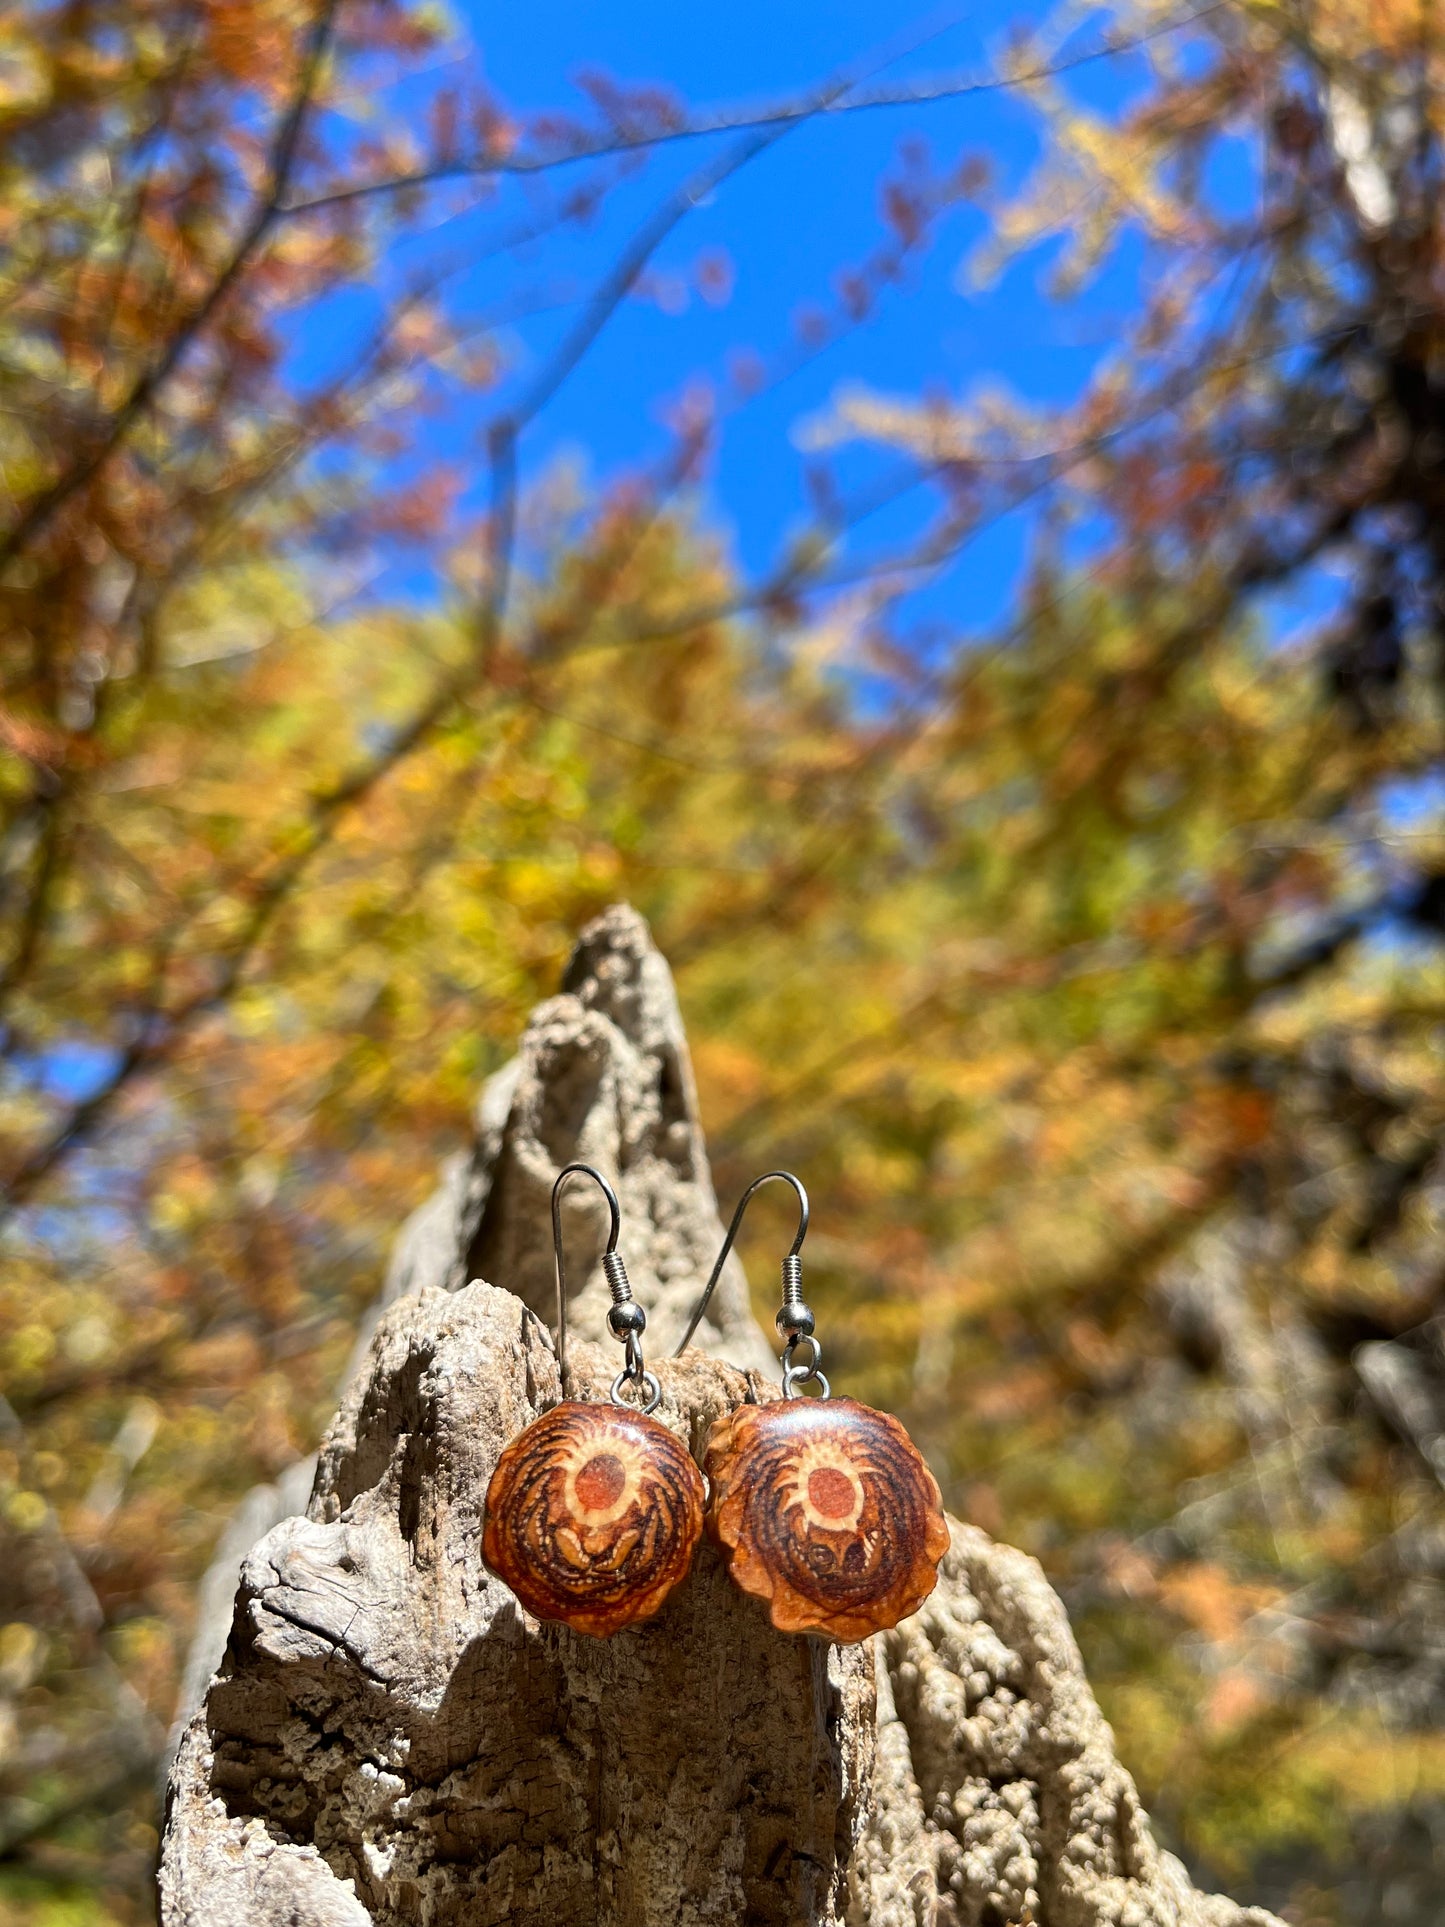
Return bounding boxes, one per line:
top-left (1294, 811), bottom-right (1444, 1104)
top-left (166, 906), bottom-right (772, 1761)
top-left (161, 906), bottom-right (1284, 1927)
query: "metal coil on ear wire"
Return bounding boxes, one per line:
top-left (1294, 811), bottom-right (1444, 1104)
top-left (603, 1248), bottom-right (646, 1340)
top-left (602, 1248), bottom-right (633, 1306)
top-left (777, 1253), bottom-right (812, 1338)
top-left (551, 1161), bottom-right (656, 1409)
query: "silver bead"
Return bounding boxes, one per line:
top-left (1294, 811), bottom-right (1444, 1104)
top-left (607, 1299), bottom-right (647, 1339)
top-left (775, 1301), bottom-right (815, 1340)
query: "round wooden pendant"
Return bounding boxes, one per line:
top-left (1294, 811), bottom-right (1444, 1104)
top-left (482, 1401), bottom-right (705, 1637)
top-left (703, 1395), bottom-right (949, 1642)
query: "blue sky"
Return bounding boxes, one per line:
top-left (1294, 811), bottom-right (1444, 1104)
top-left (290, 1), bottom-right (1170, 637)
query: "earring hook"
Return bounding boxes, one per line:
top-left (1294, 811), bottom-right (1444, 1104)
top-left (551, 1162), bottom-right (659, 1412)
top-left (672, 1170), bottom-right (810, 1359)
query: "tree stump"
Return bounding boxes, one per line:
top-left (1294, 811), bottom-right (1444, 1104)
top-left (160, 907), bottom-right (1284, 1927)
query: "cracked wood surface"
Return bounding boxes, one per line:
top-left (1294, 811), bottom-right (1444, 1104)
top-left (161, 905), bottom-right (1284, 1927)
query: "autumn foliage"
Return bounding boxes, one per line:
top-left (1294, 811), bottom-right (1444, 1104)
top-left (3, 2), bottom-right (1445, 1922)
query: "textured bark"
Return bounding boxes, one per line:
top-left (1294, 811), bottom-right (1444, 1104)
top-left (167, 907), bottom-right (771, 1758)
top-left (161, 906), bottom-right (1284, 1927)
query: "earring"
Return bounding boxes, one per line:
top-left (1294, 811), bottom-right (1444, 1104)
top-left (676, 1172), bottom-right (949, 1643)
top-left (483, 1162), bottom-right (705, 1637)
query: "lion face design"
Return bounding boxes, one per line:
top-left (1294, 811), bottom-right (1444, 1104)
top-left (703, 1395), bottom-right (949, 1642)
top-left (484, 1401), bottom-right (704, 1637)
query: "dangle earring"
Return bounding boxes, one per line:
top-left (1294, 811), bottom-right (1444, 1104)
top-left (676, 1172), bottom-right (949, 1643)
top-left (483, 1163), bottom-right (705, 1637)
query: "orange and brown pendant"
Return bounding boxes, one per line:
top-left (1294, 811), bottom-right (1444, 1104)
top-left (483, 1401), bottom-right (705, 1637)
top-left (703, 1395), bottom-right (950, 1642)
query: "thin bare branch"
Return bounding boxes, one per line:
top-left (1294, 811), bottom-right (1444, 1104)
top-left (0, 0), bottom-right (341, 570)
top-left (279, 4), bottom-right (1229, 217)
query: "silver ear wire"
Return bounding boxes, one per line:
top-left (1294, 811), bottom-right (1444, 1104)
top-left (551, 1163), bottom-right (660, 1412)
top-left (674, 1171), bottom-right (823, 1393)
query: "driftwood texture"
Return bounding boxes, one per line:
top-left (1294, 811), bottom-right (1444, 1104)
top-left (161, 906), bottom-right (1284, 1927)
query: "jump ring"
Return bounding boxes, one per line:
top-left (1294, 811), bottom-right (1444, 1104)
top-left (781, 1333), bottom-right (822, 1376)
top-left (782, 1363), bottom-right (831, 1400)
top-left (611, 1367), bottom-right (663, 1414)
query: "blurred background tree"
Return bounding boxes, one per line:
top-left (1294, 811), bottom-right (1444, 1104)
top-left (2, 1), bottom-right (1445, 1921)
